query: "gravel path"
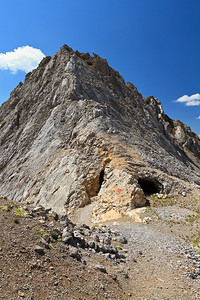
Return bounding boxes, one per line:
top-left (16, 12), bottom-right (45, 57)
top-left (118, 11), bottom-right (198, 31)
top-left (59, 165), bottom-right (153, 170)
top-left (74, 202), bottom-right (200, 299)
top-left (110, 221), bottom-right (200, 299)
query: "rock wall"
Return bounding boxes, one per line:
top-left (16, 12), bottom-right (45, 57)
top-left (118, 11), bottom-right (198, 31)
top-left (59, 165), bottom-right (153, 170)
top-left (0, 44), bottom-right (200, 220)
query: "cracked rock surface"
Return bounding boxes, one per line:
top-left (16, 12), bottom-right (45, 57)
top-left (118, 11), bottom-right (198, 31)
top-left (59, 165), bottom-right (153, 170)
top-left (0, 45), bottom-right (199, 220)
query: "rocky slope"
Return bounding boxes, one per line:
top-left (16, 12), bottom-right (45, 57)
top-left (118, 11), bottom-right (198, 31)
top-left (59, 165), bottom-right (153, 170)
top-left (1, 194), bottom-right (200, 299)
top-left (0, 197), bottom-right (129, 299)
top-left (0, 44), bottom-right (200, 221)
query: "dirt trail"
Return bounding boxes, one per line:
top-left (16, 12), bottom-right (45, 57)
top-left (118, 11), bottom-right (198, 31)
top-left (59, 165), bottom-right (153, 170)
top-left (72, 202), bottom-right (96, 226)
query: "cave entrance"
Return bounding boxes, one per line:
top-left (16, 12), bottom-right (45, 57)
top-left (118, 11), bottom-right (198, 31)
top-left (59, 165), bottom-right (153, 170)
top-left (138, 178), bottom-right (161, 196)
top-left (96, 169), bottom-right (105, 195)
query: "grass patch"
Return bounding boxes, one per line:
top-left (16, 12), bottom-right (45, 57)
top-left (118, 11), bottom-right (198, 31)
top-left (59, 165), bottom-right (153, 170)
top-left (14, 207), bottom-right (27, 217)
top-left (1, 205), bottom-right (11, 212)
top-left (147, 194), bottom-right (176, 207)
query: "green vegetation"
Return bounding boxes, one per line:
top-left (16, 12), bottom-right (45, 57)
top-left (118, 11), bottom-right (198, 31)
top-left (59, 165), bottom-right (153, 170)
top-left (51, 230), bottom-right (60, 241)
top-left (14, 207), bottom-right (27, 217)
top-left (36, 229), bottom-right (45, 237)
top-left (0, 205), bottom-right (11, 212)
top-left (49, 242), bottom-right (53, 249)
top-left (117, 246), bottom-right (123, 250)
top-left (147, 194), bottom-right (176, 207)
top-left (146, 206), bottom-right (152, 211)
top-left (192, 241), bottom-right (200, 253)
top-left (185, 210), bottom-right (200, 224)
top-left (92, 224), bottom-right (99, 228)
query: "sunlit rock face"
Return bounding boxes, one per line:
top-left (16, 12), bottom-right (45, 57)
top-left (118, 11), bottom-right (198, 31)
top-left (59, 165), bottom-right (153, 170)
top-left (0, 44), bottom-right (200, 220)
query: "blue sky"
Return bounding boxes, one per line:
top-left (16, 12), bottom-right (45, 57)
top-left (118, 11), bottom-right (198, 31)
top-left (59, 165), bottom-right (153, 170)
top-left (0, 0), bottom-right (199, 134)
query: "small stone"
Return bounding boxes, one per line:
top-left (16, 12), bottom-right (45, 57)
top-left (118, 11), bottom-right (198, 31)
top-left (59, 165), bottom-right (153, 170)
top-left (88, 241), bottom-right (95, 249)
top-left (68, 247), bottom-right (81, 261)
top-left (40, 238), bottom-right (50, 249)
top-left (33, 206), bottom-right (43, 212)
top-left (18, 291), bottom-right (25, 297)
top-left (62, 226), bottom-right (73, 244)
top-left (43, 234), bottom-right (51, 243)
top-left (157, 193), bottom-right (163, 199)
top-left (116, 236), bottom-right (128, 244)
top-left (51, 212), bottom-right (58, 221)
top-left (34, 246), bottom-right (45, 255)
top-left (189, 273), bottom-right (196, 279)
top-left (95, 264), bottom-right (107, 273)
top-left (73, 231), bottom-right (84, 240)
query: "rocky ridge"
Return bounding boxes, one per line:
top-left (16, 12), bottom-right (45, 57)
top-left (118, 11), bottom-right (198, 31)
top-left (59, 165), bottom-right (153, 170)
top-left (0, 44), bottom-right (200, 221)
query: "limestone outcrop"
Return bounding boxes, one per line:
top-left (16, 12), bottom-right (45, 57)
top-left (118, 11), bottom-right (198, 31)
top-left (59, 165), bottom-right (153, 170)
top-left (0, 44), bottom-right (200, 221)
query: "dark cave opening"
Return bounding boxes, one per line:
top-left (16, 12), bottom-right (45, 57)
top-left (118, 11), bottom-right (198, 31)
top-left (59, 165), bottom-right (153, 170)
top-left (138, 178), bottom-right (161, 196)
top-left (96, 169), bottom-right (105, 195)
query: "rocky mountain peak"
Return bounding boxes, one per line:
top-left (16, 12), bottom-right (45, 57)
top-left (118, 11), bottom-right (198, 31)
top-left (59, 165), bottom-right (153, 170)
top-left (0, 44), bottom-right (199, 221)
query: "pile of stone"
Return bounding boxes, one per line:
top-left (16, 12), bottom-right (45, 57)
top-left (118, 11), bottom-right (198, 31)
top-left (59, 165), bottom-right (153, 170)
top-left (29, 205), bottom-right (127, 262)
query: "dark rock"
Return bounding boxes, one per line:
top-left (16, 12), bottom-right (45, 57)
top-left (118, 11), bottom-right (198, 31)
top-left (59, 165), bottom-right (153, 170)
top-left (116, 236), bottom-right (128, 244)
top-left (34, 246), bottom-right (45, 255)
top-left (51, 212), bottom-right (58, 221)
top-left (51, 228), bottom-right (61, 239)
top-left (82, 224), bottom-right (90, 230)
top-left (68, 247), bottom-right (81, 261)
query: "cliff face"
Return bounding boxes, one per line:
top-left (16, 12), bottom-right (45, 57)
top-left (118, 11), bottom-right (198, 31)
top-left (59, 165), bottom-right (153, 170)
top-left (0, 45), bottom-right (200, 220)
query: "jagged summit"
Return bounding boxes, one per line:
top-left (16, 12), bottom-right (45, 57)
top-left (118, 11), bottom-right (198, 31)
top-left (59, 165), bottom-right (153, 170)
top-left (0, 44), bottom-right (200, 221)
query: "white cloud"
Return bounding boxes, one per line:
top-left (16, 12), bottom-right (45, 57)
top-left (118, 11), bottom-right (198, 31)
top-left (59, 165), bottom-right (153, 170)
top-left (197, 116), bottom-right (200, 119)
top-left (0, 46), bottom-right (45, 74)
top-left (175, 93), bottom-right (200, 106)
